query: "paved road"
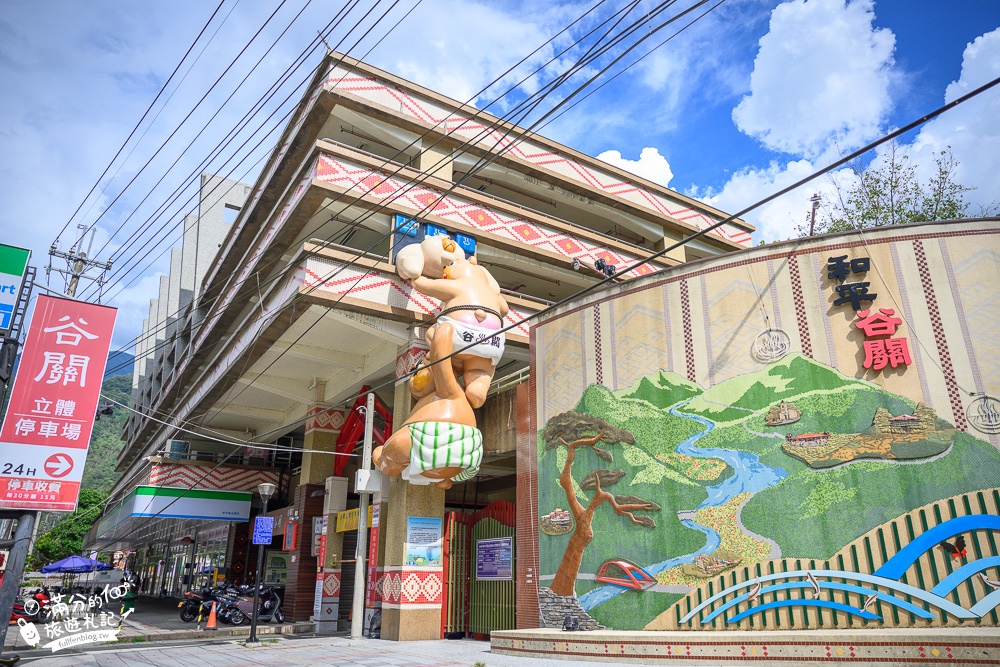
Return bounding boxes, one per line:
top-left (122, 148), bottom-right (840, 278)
top-left (12, 634), bottom-right (642, 667)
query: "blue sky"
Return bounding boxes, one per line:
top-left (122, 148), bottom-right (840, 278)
top-left (1, 0), bottom-right (998, 350)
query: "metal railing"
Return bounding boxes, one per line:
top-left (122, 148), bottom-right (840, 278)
top-left (488, 367), bottom-right (529, 397)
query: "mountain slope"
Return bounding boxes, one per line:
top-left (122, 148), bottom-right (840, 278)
top-left (81, 373), bottom-right (131, 491)
top-left (616, 370), bottom-right (702, 408)
top-left (685, 354), bottom-right (873, 421)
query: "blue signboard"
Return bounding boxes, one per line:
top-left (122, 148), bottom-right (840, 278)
top-left (393, 213), bottom-right (419, 236)
top-left (476, 536), bottom-right (513, 581)
top-left (253, 516), bottom-right (275, 545)
top-left (423, 222), bottom-right (448, 238)
top-left (455, 231), bottom-right (477, 256)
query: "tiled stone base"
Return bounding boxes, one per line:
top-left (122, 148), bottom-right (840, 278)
top-left (491, 628), bottom-right (1000, 665)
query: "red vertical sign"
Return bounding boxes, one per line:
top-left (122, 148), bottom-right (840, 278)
top-left (366, 503), bottom-right (380, 607)
top-left (0, 295), bottom-right (117, 511)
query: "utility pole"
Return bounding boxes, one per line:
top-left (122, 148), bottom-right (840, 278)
top-left (808, 193), bottom-right (821, 236)
top-left (47, 224), bottom-right (112, 298)
top-left (350, 392), bottom-right (375, 639)
top-left (0, 511), bottom-right (36, 663)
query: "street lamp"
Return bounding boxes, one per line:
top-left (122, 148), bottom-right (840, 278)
top-left (247, 482), bottom-right (276, 645)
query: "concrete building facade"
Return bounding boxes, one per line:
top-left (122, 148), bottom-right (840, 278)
top-left (86, 51), bottom-right (752, 635)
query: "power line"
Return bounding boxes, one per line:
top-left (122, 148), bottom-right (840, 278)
top-left (52, 0), bottom-right (230, 245)
top-left (81, 0), bottom-right (394, 298)
top-left (239, 71), bottom-right (1000, 451)
top-left (70, 0), bottom-right (297, 252)
top-left (88, 0), bottom-right (667, 544)
top-left (86, 17), bottom-right (1000, 557)
top-left (198, 0), bottom-right (719, 421)
top-left (83, 0), bottom-right (322, 269)
top-left (104, 0), bottom-right (665, 386)
top-left (91, 0), bottom-right (622, 375)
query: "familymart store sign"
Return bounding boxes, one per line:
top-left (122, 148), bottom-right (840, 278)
top-left (0, 243), bottom-right (30, 332)
top-left (97, 486), bottom-right (251, 540)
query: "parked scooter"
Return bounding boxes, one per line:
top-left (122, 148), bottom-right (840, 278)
top-left (11, 588), bottom-right (53, 624)
top-left (213, 585), bottom-right (251, 625)
top-left (178, 586), bottom-right (230, 623)
top-left (223, 586), bottom-right (284, 625)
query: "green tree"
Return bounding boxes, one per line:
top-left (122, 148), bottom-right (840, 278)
top-left (27, 488), bottom-right (108, 569)
top-left (82, 373), bottom-right (132, 492)
top-left (804, 142), bottom-right (992, 235)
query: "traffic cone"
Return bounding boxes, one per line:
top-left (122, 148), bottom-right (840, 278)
top-left (206, 602), bottom-right (217, 631)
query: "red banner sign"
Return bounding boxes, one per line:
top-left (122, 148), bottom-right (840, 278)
top-left (0, 295), bottom-right (117, 511)
top-left (366, 503), bottom-right (380, 607)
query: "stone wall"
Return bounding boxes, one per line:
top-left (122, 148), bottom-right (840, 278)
top-left (536, 587), bottom-right (604, 630)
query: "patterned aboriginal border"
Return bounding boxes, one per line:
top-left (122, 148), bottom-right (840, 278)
top-left (318, 569), bottom-right (341, 623)
top-left (323, 65), bottom-right (752, 248)
top-left (539, 227), bottom-right (1000, 329)
top-left (491, 630), bottom-right (1000, 665)
top-left (679, 280), bottom-right (696, 382)
top-left (786, 254), bottom-right (813, 358)
top-left (376, 567), bottom-right (444, 609)
top-left (912, 239), bottom-right (967, 431)
top-left (302, 256), bottom-right (534, 341)
top-left (305, 405), bottom-right (346, 433)
top-left (314, 153), bottom-right (658, 277)
top-left (146, 465), bottom-right (279, 492)
top-left (395, 345), bottom-right (429, 380)
top-left (593, 305), bottom-right (603, 386)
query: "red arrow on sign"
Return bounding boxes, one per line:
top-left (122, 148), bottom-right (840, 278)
top-left (44, 454), bottom-right (73, 478)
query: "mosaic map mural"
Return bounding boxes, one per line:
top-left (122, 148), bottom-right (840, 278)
top-left (533, 221), bottom-right (1000, 631)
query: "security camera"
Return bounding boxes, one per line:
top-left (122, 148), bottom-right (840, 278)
top-left (571, 258), bottom-right (580, 271)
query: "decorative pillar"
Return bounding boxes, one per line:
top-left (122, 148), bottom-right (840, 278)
top-left (317, 476), bottom-right (348, 632)
top-left (301, 381), bottom-right (346, 486)
top-left (379, 376), bottom-right (446, 641)
top-left (416, 143), bottom-right (453, 182)
top-left (395, 328), bottom-right (429, 381)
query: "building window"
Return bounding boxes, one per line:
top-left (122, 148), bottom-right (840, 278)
top-left (223, 204), bottom-right (240, 225)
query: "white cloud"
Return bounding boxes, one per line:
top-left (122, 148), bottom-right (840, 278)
top-left (375, 0), bottom-right (576, 107)
top-left (696, 26), bottom-right (1000, 242)
top-left (596, 147), bottom-right (674, 187)
top-left (732, 0), bottom-right (897, 158)
top-left (635, 50), bottom-right (687, 116)
top-left (693, 159), bottom-right (829, 241)
top-left (905, 27), bottom-right (1000, 213)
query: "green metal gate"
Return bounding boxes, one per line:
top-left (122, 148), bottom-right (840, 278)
top-left (441, 500), bottom-right (516, 637)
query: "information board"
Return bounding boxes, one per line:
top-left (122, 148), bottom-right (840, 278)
top-left (404, 516), bottom-right (442, 567)
top-left (253, 516), bottom-right (275, 545)
top-left (475, 536), bottom-right (513, 581)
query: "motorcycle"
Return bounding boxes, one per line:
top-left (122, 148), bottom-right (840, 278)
top-left (178, 586), bottom-right (231, 623)
top-left (219, 586), bottom-right (284, 625)
top-left (11, 588), bottom-right (53, 624)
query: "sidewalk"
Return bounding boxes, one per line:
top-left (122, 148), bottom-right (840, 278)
top-left (18, 634), bottom-right (635, 667)
top-left (4, 594), bottom-right (313, 651)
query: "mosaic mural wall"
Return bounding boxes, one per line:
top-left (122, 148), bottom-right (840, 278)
top-left (531, 220), bottom-right (1000, 631)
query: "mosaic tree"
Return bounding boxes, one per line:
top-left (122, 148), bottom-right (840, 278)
top-left (543, 411), bottom-right (660, 596)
